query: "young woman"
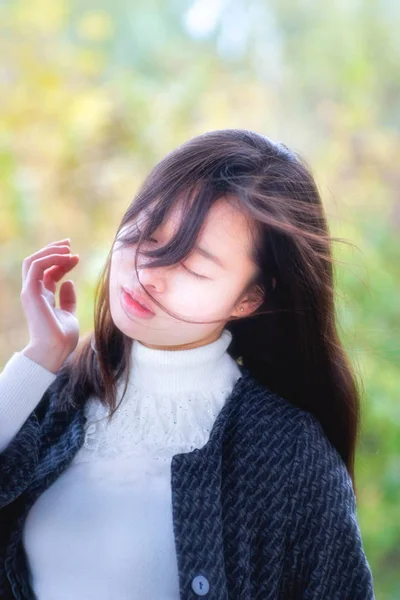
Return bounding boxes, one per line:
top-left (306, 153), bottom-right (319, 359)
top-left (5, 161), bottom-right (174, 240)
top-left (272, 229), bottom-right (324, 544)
top-left (0, 129), bottom-right (375, 599)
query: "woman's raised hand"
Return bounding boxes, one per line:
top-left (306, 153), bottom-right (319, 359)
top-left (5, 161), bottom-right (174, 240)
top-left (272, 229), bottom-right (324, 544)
top-left (20, 238), bottom-right (80, 374)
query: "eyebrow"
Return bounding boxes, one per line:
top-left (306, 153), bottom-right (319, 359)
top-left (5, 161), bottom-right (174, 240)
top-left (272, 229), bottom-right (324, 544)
top-left (193, 245), bottom-right (225, 269)
top-left (136, 213), bottom-right (226, 269)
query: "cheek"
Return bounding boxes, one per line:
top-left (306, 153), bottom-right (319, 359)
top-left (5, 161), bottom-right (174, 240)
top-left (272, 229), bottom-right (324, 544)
top-left (109, 249), bottom-right (130, 304)
top-left (109, 252), bottom-right (121, 285)
top-left (170, 279), bottom-right (236, 318)
top-left (110, 246), bottom-right (135, 276)
top-left (109, 246), bottom-right (237, 317)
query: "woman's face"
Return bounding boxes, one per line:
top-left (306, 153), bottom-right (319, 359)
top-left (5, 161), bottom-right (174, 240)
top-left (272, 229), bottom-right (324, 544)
top-left (109, 195), bottom-right (263, 350)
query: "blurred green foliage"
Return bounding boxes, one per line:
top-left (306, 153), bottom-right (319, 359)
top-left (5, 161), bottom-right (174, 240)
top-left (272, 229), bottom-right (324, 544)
top-left (0, 0), bottom-right (399, 596)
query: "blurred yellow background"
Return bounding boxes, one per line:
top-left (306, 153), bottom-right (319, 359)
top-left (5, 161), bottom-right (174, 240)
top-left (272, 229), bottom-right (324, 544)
top-left (0, 0), bottom-right (399, 596)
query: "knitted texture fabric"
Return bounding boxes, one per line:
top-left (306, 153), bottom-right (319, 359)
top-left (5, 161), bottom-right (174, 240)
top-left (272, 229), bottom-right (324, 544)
top-left (0, 366), bottom-right (375, 600)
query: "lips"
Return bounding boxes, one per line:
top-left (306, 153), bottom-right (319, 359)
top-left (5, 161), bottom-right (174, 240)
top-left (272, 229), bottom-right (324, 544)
top-left (122, 287), bottom-right (155, 314)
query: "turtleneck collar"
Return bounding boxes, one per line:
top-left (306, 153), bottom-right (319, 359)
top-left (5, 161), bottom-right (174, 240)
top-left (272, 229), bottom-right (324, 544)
top-left (127, 328), bottom-right (242, 396)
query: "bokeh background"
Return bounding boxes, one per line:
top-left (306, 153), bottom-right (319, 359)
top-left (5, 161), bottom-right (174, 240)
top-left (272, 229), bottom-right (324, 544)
top-left (0, 0), bottom-right (399, 596)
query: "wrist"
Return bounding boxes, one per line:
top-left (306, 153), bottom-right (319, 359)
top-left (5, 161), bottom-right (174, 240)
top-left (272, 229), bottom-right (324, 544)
top-left (21, 344), bottom-right (66, 375)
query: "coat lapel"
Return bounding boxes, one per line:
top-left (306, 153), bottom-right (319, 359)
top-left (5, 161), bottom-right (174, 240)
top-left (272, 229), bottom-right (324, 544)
top-left (170, 370), bottom-right (250, 600)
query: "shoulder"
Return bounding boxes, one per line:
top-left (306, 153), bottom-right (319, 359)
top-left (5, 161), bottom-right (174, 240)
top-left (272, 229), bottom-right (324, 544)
top-left (235, 369), bottom-right (315, 450)
top-left (32, 366), bottom-right (79, 433)
top-left (237, 369), bottom-right (352, 496)
top-left (288, 409), bottom-right (356, 517)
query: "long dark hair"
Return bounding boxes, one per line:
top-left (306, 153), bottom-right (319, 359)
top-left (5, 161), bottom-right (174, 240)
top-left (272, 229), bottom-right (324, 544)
top-left (58, 129), bottom-right (361, 492)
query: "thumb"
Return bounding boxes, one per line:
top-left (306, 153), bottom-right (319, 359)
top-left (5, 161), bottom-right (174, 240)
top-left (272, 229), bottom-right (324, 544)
top-left (59, 280), bottom-right (77, 314)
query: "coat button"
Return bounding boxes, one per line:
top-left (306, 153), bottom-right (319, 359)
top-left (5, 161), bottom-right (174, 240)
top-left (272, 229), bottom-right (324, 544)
top-left (191, 575), bottom-right (210, 596)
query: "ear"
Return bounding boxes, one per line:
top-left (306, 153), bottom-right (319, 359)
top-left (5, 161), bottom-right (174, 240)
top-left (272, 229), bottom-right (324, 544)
top-left (229, 284), bottom-right (265, 319)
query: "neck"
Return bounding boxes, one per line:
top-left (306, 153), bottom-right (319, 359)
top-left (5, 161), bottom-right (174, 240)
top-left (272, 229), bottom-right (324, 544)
top-left (140, 328), bottom-right (225, 352)
top-left (126, 328), bottom-right (241, 395)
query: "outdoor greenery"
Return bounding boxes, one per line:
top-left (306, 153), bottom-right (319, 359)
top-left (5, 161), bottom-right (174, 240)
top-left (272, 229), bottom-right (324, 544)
top-left (1, 0), bottom-right (399, 596)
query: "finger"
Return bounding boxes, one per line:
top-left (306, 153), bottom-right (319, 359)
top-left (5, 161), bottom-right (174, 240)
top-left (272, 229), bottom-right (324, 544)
top-left (24, 254), bottom-right (78, 295)
top-left (22, 245), bottom-right (72, 281)
top-left (45, 238), bottom-right (71, 246)
top-left (59, 280), bottom-right (77, 314)
top-left (42, 256), bottom-right (79, 293)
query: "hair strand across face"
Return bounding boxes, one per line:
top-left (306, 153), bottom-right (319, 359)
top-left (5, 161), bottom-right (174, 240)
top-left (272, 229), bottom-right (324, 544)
top-left (58, 128), bottom-right (362, 495)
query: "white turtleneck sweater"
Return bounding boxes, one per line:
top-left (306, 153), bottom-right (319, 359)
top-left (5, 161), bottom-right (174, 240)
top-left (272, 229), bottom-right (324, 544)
top-left (0, 329), bottom-right (242, 600)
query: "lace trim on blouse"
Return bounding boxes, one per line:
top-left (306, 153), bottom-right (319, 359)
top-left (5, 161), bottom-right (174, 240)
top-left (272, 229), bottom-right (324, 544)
top-left (77, 386), bottom-right (234, 462)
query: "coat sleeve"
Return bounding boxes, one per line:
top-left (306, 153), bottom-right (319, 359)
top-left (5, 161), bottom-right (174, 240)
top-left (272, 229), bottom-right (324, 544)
top-left (0, 351), bottom-right (58, 452)
top-left (0, 388), bottom-right (52, 508)
top-left (0, 353), bottom-right (71, 508)
top-left (285, 412), bottom-right (376, 600)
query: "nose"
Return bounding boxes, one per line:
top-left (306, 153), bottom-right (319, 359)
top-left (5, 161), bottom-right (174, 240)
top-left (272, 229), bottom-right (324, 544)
top-left (136, 263), bottom-right (166, 294)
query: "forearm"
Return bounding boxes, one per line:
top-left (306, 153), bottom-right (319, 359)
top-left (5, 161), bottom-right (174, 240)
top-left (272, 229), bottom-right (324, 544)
top-left (0, 352), bottom-right (56, 452)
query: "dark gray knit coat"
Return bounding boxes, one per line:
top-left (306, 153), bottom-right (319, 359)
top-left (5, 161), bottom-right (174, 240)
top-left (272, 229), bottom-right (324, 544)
top-left (0, 365), bottom-right (375, 599)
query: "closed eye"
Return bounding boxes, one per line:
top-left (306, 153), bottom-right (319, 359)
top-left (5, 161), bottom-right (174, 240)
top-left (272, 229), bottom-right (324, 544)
top-left (181, 263), bottom-right (208, 280)
top-left (139, 231), bottom-right (208, 280)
